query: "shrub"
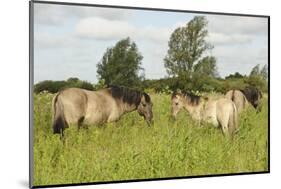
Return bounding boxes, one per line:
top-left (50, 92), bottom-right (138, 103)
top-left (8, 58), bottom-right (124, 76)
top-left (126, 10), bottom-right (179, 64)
top-left (34, 78), bottom-right (94, 94)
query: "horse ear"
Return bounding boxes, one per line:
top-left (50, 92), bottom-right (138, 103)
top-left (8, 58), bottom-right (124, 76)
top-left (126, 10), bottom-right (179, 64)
top-left (175, 94), bottom-right (181, 99)
top-left (176, 89), bottom-right (182, 94)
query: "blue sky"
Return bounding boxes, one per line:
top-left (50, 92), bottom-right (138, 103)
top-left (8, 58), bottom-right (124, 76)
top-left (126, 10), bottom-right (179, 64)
top-left (34, 3), bottom-right (268, 83)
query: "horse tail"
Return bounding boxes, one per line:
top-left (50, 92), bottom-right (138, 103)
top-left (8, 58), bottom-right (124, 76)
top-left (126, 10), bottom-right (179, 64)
top-left (231, 90), bottom-right (235, 101)
top-left (242, 93), bottom-right (248, 109)
top-left (52, 93), bottom-right (67, 137)
top-left (228, 102), bottom-right (238, 136)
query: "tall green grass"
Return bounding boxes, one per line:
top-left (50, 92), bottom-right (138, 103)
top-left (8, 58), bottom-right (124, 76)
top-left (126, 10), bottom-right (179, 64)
top-left (33, 93), bottom-right (268, 186)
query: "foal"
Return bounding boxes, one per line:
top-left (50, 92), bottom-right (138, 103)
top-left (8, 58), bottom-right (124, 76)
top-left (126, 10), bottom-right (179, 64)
top-left (171, 91), bottom-right (238, 137)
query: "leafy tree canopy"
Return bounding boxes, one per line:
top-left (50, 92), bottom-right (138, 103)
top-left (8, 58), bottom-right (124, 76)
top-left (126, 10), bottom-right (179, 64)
top-left (194, 56), bottom-right (219, 78)
top-left (164, 16), bottom-right (213, 77)
top-left (97, 37), bottom-right (144, 87)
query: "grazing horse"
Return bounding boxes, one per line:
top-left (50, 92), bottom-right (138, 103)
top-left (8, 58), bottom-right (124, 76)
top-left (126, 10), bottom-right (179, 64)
top-left (171, 91), bottom-right (238, 137)
top-left (52, 86), bottom-right (153, 137)
top-left (226, 86), bottom-right (262, 113)
top-left (225, 90), bottom-right (248, 114)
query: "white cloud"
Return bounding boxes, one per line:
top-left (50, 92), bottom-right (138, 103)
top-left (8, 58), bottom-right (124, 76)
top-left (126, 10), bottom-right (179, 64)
top-left (34, 33), bottom-right (74, 48)
top-left (75, 15), bottom-right (267, 48)
top-left (75, 17), bottom-right (184, 43)
top-left (137, 26), bottom-right (171, 43)
top-left (34, 4), bottom-right (66, 25)
top-left (205, 15), bottom-right (268, 46)
top-left (208, 32), bottom-right (253, 45)
top-left (208, 15), bottom-right (268, 35)
top-left (75, 17), bottom-right (135, 40)
top-left (213, 45), bottom-right (268, 77)
top-left (34, 3), bottom-right (132, 26)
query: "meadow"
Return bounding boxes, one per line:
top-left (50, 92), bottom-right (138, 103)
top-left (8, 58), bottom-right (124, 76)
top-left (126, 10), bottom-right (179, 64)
top-left (33, 92), bottom-right (268, 186)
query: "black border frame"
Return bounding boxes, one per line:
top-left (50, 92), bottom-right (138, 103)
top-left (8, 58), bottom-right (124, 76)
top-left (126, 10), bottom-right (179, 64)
top-left (29, 1), bottom-right (270, 188)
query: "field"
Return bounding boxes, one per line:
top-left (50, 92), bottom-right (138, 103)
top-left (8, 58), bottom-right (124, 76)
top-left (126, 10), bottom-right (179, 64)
top-left (33, 92), bottom-right (268, 186)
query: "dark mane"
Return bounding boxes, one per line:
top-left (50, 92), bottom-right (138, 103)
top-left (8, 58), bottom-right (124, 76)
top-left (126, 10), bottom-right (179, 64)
top-left (183, 91), bottom-right (201, 105)
top-left (108, 86), bottom-right (150, 106)
top-left (143, 93), bottom-right (151, 103)
top-left (172, 90), bottom-right (201, 105)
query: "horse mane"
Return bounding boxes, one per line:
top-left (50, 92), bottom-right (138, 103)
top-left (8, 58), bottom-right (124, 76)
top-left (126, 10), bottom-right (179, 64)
top-left (172, 90), bottom-right (201, 106)
top-left (142, 92), bottom-right (151, 103)
top-left (108, 85), bottom-right (150, 106)
top-left (231, 90), bottom-right (235, 102)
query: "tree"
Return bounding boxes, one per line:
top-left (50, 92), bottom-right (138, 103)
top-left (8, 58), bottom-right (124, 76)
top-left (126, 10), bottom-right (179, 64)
top-left (33, 78), bottom-right (94, 94)
top-left (194, 56), bottom-right (218, 78)
top-left (260, 64), bottom-right (268, 80)
top-left (249, 64), bottom-right (268, 80)
top-left (247, 64), bottom-right (268, 92)
top-left (250, 64), bottom-right (260, 77)
top-left (225, 72), bottom-right (244, 79)
top-left (67, 77), bottom-right (79, 83)
top-left (97, 37), bottom-right (144, 87)
top-left (164, 16), bottom-right (213, 77)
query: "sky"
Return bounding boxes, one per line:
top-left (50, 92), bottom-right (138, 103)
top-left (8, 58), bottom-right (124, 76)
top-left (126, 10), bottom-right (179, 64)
top-left (33, 3), bottom-right (268, 84)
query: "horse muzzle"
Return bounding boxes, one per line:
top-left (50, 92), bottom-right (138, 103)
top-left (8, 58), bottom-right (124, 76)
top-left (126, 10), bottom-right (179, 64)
top-left (145, 116), bottom-right (154, 126)
top-left (53, 127), bottom-right (61, 134)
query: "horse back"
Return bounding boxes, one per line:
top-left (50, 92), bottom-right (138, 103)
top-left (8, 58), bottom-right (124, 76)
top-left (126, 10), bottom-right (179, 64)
top-left (53, 87), bottom-right (121, 127)
top-left (83, 89), bottom-right (120, 123)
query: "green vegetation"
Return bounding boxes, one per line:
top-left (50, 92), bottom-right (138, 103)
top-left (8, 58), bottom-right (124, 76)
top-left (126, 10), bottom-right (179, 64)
top-left (33, 71), bottom-right (268, 95)
top-left (97, 37), bottom-right (144, 87)
top-left (33, 92), bottom-right (268, 186)
top-left (34, 77), bottom-right (94, 94)
top-left (164, 16), bottom-right (214, 77)
top-left (33, 15), bottom-right (268, 186)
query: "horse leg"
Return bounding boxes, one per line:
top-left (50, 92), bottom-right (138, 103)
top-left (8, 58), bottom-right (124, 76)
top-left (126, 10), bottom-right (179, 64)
top-left (219, 117), bottom-right (230, 138)
top-left (78, 116), bottom-right (85, 131)
top-left (221, 124), bottom-right (230, 137)
top-left (60, 128), bottom-right (64, 139)
top-left (216, 106), bottom-right (231, 138)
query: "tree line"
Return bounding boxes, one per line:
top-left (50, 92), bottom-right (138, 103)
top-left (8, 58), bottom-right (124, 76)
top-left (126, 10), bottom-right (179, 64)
top-left (34, 16), bottom-right (268, 94)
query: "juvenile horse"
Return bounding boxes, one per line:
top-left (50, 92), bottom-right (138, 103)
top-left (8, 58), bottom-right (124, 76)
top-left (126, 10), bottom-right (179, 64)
top-left (171, 91), bottom-right (238, 137)
top-left (52, 86), bottom-right (153, 137)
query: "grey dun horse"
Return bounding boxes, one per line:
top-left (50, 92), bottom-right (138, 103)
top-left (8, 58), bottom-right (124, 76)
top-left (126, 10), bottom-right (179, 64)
top-left (226, 86), bottom-right (262, 113)
top-left (52, 86), bottom-right (153, 137)
top-left (171, 91), bottom-right (238, 137)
